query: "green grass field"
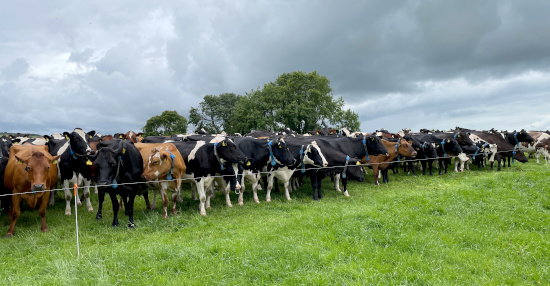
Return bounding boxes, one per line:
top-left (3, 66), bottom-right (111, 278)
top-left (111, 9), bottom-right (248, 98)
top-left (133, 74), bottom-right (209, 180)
top-left (1, 159), bottom-right (549, 285)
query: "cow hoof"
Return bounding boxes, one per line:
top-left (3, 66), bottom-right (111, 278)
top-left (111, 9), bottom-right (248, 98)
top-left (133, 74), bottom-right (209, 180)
top-left (200, 211), bottom-right (207, 216)
top-left (254, 200), bottom-right (260, 204)
top-left (343, 192), bottom-right (350, 197)
top-left (238, 202), bottom-right (244, 206)
top-left (41, 227), bottom-right (49, 233)
top-left (87, 207), bottom-right (94, 212)
top-left (227, 204), bottom-right (233, 208)
top-left (128, 222), bottom-right (135, 228)
top-left (96, 215), bottom-right (102, 221)
top-left (77, 202), bottom-right (82, 207)
top-left (65, 211), bottom-right (71, 216)
top-left (5, 233), bottom-right (14, 238)
top-left (112, 223), bottom-right (119, 227)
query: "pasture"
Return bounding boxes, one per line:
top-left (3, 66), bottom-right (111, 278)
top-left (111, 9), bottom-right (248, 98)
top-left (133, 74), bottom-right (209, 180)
top-left (1, 158), bottom-right (549, 285)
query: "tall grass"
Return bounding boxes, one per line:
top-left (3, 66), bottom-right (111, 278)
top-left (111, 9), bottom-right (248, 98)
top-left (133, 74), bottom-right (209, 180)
top-left (1, 159), bottom-right (549, 285)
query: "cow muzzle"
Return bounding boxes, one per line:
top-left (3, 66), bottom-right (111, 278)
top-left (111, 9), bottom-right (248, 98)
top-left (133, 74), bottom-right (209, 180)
top-left (32, 184), bottom-right (45, 192)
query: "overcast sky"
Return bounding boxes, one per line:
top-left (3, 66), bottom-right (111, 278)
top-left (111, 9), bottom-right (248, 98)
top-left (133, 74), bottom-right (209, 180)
top-left (1, 0), bottom-right (550, 135)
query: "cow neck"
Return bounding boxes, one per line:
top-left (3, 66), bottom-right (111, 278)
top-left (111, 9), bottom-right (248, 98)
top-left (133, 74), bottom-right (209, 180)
top-left (267, 140), bottom-right (276, 166)
top-left (421, 144), bottom-right (428, 159)
top-left (165, 149), bottom-right (176, 180)
top-left (299, 145), bottom-right (306, 173)
top-left (214, 142), bottom-right (224, 170)
top-left (472, 146), bottom-right (480, 160)
top-left (341, 155), bottom-right (350, 179)
top-left (440, 140), bottom-right (447, 157)
top-left (395, 138), bottom-right (402, 162)
top-left (112, 154), bottom-right (123, 189)
top-left (362, 136), bottom-right (370, 161)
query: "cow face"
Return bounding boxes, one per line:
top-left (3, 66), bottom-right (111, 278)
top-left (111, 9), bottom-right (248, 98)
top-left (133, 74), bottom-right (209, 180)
top-left (0, 136), bottom-right (13, 158)
top-left (92, 147), bottom-right (119, 186)
top-left (16, 151), bottom-right (60, 192)
top-left (271, 138), bottom-right (296, 166)
top-left (142, 148), bottom-right (172, 181)
top-left (303, 141), bottom-right (328, 167)
top-left (365, 135), bottom-right (389, 156)
top-left (64, 128), bottom-right (95, 155)
top-left (517, 129), bottom-right (535, 144)
top-left (396, 140), bottom-right (417, 158)
top-left (437, 139), bottom-right (463, 157)
top-left (422, 142), bottom-right (438, 159)
top-left (217, 138), bottom-right (247, 164)
top-left (454, 131), bottom-right (475, 146)
top-left (344, 158), bottom-right (365, 182)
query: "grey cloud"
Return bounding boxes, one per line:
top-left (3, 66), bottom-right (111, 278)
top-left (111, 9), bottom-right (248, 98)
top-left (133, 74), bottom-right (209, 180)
top-left (1, 58), bottom-right (29, 80)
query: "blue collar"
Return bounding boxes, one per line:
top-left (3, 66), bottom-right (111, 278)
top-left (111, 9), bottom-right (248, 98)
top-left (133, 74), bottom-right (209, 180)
top-left (299, 145), bottom-right (306, 173)
top-left (166, 149), bottom-right (176, 180)
top-left (268, 140), bottom-right (276, 166)
top-left (362, 136), bottom-right (370, 161)
top-left (214, 142), bottom-right (224, 170)
top-left (342, 155), bottom-right (350, 178)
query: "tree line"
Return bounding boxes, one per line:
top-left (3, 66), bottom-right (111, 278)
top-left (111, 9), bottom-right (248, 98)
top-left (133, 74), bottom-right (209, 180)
top-left (142, 71), bottom-right (360, 136)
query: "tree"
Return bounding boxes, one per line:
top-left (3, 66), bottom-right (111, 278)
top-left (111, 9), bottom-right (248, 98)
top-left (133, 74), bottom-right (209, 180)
top-left (228, 71), bottom-right (361, 134)
top-left (142, 110), bottom-right (188, 136)
top-left (188, 93), bottom-right (241, 134)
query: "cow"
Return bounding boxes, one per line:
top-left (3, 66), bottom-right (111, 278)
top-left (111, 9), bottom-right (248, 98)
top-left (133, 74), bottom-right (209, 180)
top-left (501, 130), bottom-right (534, 167)
top-left (135, 143), bottom-right (187, 218)
top-left (92, 139), bottom-right (143, 227)
top-left (0, 136), bottom-right (13, 212)
top-left (409, 133), bottom-right (466, 175)
top-left (305, 138), bottom-right (365, 200)
top-left (472, 131), bottom-right (528, 171)
top-left (233, 136), bottom-right (296, 205)
top-left (171, 137), bottom-right (247, 216)
top-left (45, 128), bottom-right (96, 215)
top-left (4, 145), bottom-right (59, 237)
top-left (520, 131), bottom-right (550, 163)
top-left (364, 138), bottom-right (417, 185)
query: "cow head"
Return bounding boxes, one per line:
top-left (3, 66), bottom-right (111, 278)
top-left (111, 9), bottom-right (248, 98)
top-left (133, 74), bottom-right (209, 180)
top-left (63, 128), bottom-right (95, 155)
top-left (269, 138), bottom-right (296, 166)
top-left (343, 157), bottom-right (365, 182)
top-left (364, 135), bottom-right (389, 156)
top-left (92, 146), bottom-right (121, 187)
top-left (517, 129), bottom-right (534, 144)
top-left (217, 138), bottom-right (247, 164)
top-left (453, 131), bottom-right (475, 146)
top-left (437, 138), bottom-right (463, 157)
top-left (303, 141), bottom-right (328, 167)
top-left (396, 139), bottom-right (417, 158)
top-left (16, 150), bottom-right (60, 192)
top-left (142, 147), bottom-right (174, 181)
top-left (422, 142), bottom-right (438, 159)
top-left (0, 136), bottom-right (13, 158)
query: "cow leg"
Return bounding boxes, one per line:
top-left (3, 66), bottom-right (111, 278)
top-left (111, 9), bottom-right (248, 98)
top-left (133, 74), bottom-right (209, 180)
top-left (195, 179), bottom-right (207, 216)
top-left (190, 183), bottom-right (197, 201)
top-left (372, 165), bottom-right (380, 186)
top-left (96, 188), bottom-right (105, 220)
top-left (283, 181), bottom-right (292, 201)
top-left (342, 176), bottom-right (350, 197)
top-left (421, 161), bottom-right (426, 175)
top-left (125, 190), bottom-right (136, 228)
top-left (334, 173), bottom-right (342, 192)
top-left (266, 173), bottom-right (275, 202)
top-left (48, 190), bottom-right (56, 207)
top-left (252, 180), bottom-right (260, 204)
top-left (238, 177), bottom-right (246, 206)
top-left (63, 180), bottom-right (73, 215)
top-left (454, 159), bottom-right (459, 172)
top-left (160, 182), bottom-right (169, 219)
top-left (310, 173), bottom-right (319, 201)
top-left (82, 178), bottom-right (94, 212)
top-left (108, 191), bottom-right (119, 227)
top-left (38, 191), bottom-right (50, 233)
top-left (428, 160), bottom-right (433, 176)
top-left (6, 194), bottom-right (21, 237)
top-left (143, 191), bottom-right (152, 210)
top-left (317, 175), bottom-right (323, 199)
top-left (118, 197), bottom-right (124, 212)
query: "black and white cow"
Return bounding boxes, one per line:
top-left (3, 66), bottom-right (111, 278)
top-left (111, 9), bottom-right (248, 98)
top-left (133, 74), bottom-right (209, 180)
top-left (45, 128), bottom-right (95, 215)
top-left (233, 136), bottom-right (296, 205)
top-left (472, 130), bottom-right (528, 171)
top-left (410, 134), bottom-right (466, 175)
top-left (93, 139), bottom-right (143, 227)
top-left (172, 137), bottom-right (247, 216)
top-left (502, 130), bottom-right (534, 167)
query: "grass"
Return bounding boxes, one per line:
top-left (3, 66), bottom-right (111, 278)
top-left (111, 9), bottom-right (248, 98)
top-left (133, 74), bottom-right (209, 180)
top-left (1, 159), bottom-right (550, 285)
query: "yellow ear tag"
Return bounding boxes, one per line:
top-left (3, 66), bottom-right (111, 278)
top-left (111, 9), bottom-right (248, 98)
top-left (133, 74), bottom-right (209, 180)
top-left (86, 160), bottom-right (92, 166)
top-left (52, 160), bottom-right (57, 165)
top-left (278, 145), bottom-right (282, 148)
top-left (13, 142), bottom-right (18, 145)
top-left (17, 160), bottom-right (22, 164)
top-left (46, 137), bottom-right (49, 142)
top-left (356, 161), bottom-right (361, 165)
top-left (122, 148), bottom-right (126, 154)
top-left (447, 139), bottom-right (450, 143)
top-left (119, 135), bottom-right (123, 139)
top-left (89, 135), bottom-right (92, 139)
top-left (222, 142), bottom-right (227, 147)
top-left (246, 161), bottom-right (251, 166)
top-left (65, 135), bottom-right (69, 140)
top-left (436, 145), bottom-right (440, 147)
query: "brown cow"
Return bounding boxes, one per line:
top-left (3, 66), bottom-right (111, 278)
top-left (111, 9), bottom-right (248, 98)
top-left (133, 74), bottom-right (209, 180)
top-left (4, 145), bottom-right (60, 237)
top-left (135, 143), bottom-right (186, 218)
top-left (363, 138), bottom-right (416, 186)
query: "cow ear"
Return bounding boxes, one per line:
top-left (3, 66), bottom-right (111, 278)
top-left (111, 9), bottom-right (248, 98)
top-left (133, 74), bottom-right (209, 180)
top-left (15, 155), bottom-right (28, 165)
top-left (88, 130), bottom-right (96, 138)
top-left (63, 132), bottom-right (71, 140)
top-left (447, 139), bottom-right (450, 143)
top-left (222, 141), bottom-right (227, 147)
top-left (50, 155), bottom-right (61, 165)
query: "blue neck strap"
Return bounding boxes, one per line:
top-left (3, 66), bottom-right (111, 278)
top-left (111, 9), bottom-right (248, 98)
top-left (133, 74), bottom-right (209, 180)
top-left (268, 140), bottom-right (276, 166)
top-left (441, 141), bottom-right (447, 157)
top-left (342, 155), bottom-right (350, 179)
top-left (166, 149), bottom-right (176, 180)
top-left (363, 136), bottom-right (370, 161)
top-left (299, 145), bottom-right (306, 173)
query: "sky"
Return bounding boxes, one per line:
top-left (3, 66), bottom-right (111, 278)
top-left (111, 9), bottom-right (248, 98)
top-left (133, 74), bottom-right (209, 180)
top-left (1, 0), bottom-right (550, 135)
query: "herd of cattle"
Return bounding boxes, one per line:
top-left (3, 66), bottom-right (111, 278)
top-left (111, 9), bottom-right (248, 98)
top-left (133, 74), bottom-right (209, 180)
top-left (1, 126), bottom-right (549, 237)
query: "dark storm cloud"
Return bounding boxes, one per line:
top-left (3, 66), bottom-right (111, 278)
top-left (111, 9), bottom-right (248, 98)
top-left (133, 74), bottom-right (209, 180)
top-left (1, 0), bottom-right (550, 134)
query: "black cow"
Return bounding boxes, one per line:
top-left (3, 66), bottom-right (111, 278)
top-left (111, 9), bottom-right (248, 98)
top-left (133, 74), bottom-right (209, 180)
top-left (172, 137), bottom-right (247, 216)
top-left (45, 128), bottom-right (95, 215)
top-left (93, 139), bottom-right (143, 227)
top-left (410, 134), bottom-right (465, 175)
top-left (0, 136), bottom-right (13, 213)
